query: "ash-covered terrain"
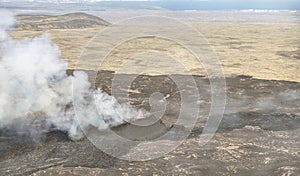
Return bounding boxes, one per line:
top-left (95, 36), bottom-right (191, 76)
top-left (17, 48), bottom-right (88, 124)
top-left (1, 71), bottom-right (300, 176)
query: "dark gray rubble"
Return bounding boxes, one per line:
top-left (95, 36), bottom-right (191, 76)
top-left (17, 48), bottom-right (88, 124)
top-left (1, 71), bottom-right (299, 176)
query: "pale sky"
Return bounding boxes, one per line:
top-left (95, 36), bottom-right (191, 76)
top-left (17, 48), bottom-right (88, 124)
top-left (0, 0), bottom-right (299, 10)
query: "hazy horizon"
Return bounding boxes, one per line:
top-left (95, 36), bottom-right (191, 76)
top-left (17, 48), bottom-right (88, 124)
top-left (0, 0), bottom-right (300, 10)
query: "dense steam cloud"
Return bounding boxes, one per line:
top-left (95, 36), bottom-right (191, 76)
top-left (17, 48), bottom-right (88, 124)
top-left (0, 10), bottom-right (15, 41)
top-left (0, 10), bottom-right (142, 141)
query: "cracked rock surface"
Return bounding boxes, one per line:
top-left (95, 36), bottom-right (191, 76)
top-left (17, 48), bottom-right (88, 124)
top-left (1, 72), bottom-right (299, 176)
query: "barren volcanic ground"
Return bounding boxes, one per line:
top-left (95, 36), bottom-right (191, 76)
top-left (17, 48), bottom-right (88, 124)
top-left (1, 71), bottom-right (300, 175)
top-left (1, 13), bottom-right (300, 175)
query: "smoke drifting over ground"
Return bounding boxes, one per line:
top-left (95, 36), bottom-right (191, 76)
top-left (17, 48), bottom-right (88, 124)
top-left (0, 10), bottom-right (141, 141)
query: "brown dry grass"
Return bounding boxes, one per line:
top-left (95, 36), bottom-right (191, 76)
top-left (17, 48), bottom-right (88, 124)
top-left (10, 22), bottom-right (300, 82)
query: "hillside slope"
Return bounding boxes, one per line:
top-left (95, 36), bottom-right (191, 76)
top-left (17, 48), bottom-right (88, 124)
top-left (17, 12), bottom-right (110, 30)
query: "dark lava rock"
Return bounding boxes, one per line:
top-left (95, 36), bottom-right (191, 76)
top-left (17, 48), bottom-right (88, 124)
top-left (1, 72), bottom-right (299, 175)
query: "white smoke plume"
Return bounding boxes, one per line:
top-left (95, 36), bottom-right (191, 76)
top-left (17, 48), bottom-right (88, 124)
top-left (0, 10), bottom-right (143, 141)
top-left (0, 10), bottom-right (15, 41)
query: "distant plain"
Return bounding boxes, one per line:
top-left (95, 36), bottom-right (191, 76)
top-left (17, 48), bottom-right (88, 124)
top-left (10, 12), bottom-right (300, 82)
